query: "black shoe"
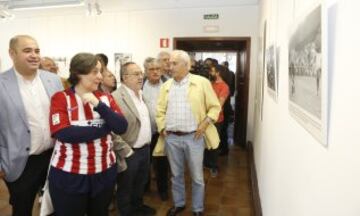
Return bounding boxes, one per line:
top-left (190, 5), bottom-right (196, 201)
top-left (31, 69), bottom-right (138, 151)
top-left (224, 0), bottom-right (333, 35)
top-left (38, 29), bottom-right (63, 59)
top-left (193, 212), bottom-right (203, 216)
top-left (219, 150), bottom-right (229, 156)
top-left (135, 204), bottom-right (156, 216)
top-left (159, 192), bottom-right (169, 201)
top-left (167, 206), bottom-right (186, 216)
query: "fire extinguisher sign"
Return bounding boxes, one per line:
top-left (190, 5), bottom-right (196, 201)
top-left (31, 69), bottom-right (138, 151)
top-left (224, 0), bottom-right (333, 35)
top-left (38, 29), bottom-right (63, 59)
top-left (160, 38), bottom-right (169, 48)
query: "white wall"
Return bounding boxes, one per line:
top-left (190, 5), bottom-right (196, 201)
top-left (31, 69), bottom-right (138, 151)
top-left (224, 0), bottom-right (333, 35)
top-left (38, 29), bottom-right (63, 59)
top-left (0, 4), bottom-right (259, 141)
top-left (254, 0), bottom-right (360, 215)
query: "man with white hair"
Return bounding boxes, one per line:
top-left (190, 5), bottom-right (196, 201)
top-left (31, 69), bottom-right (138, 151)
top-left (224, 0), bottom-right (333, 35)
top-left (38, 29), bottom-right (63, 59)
top-left (154, 50), bottom-right (221, 216)
top-left (157, 51), bottom-right (171, 79)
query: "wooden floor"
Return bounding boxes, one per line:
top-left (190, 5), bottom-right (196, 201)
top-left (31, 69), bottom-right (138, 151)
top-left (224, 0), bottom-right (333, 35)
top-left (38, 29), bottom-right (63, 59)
top-left (0, 145), bottom-right (252, 216)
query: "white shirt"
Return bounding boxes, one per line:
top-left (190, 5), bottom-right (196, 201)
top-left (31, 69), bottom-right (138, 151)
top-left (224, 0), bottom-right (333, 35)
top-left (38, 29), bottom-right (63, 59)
top-left (123, 85), bottom-right (152, 148)
top-left (142, 79), bottom-right (162, 134)
top-left (15, 69), bottom-right (52, 155)
top-left (165, 74), bottom-right (197, 132)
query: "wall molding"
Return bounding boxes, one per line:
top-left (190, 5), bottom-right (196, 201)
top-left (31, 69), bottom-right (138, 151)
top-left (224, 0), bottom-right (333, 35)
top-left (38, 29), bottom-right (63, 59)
top-left (248, 141), bottom-right (262, 216)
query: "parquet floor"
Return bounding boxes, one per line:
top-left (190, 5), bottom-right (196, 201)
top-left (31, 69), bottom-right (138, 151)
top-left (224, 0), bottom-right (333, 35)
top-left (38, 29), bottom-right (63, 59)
top-left (0, 145), bottom-right (252, 216)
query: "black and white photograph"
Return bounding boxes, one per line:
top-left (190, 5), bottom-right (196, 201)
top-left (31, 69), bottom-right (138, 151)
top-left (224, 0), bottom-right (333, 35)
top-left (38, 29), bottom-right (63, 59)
top-left (52, 56), bottom-right (68, 78)
top-left (288, 3), bottom-right (328, 145)
top-left (114, 53), bottom-right (132, 84)
top-left (266, 45), bottom-right (277, 101)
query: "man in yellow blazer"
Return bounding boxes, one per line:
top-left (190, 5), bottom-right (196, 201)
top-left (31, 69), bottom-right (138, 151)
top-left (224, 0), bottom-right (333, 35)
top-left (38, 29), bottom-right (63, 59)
top-left (154, 50), bottom-right (220, 216)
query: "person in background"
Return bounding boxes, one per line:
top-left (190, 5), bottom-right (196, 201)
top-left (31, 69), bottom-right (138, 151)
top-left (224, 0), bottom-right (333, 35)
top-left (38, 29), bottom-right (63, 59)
top-left (0, 35), bottom-right (63, 216)
top-left (219, 61), bottom-right (235, 155)
top-left (205, 65), bottom-right (230, 177)
top-left (40, 56), bottom-right (71, 89)
top-left (97, 53), bottom-right (117, 93)
top-left (48, 52), bottom-right (128, 216)
top-left (112, 62), bottom-right (156, 216)
top-left (154, 50), bottom-right (221, 216)
top-left (142, 57), bottom-right (169, 201)
top-left (158, 51), bottom-right (171, 79)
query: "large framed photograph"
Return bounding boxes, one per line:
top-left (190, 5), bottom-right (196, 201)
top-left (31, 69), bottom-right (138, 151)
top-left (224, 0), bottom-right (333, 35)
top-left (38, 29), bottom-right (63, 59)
top-left (288, 2), bottom-right (328, 146)
top-left (260, 20), bottom-right (267, 120)
top-left (114, 53), bottom-right (132, 85)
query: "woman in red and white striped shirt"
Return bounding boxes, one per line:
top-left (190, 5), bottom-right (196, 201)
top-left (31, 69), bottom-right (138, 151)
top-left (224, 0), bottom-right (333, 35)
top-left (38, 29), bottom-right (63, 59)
top-left (48, 53), bottom-right (128, 216)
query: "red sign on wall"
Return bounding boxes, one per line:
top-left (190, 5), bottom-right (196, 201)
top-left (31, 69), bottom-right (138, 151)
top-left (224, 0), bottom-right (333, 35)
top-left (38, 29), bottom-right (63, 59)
top-left (160, 38), bottom-right (169, 48)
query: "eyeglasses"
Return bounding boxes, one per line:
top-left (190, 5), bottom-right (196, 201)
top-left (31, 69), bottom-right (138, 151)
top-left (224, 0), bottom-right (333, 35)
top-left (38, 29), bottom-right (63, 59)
top-left (123, 72), bottom-right (144, 77)
top-left (147, 67), bottom-right (161, 71)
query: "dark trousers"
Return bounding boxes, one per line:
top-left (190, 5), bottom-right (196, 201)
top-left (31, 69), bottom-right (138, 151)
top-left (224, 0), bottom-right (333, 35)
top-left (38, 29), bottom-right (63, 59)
top-left (148, 133), bottom-right (169, 194)
top-left (204, 122), bottom-right (222, 169)
top-left (49, 180), bottom-right (114, 216)
top-left (116, 145), bottom-right (150, 216)
top-left (5, 149), bottom-right (52, 216)
top-left (219, 99), bottom-right (233, 153)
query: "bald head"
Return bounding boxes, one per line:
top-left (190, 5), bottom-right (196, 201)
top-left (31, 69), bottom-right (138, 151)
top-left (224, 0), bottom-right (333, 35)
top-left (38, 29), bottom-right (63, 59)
top-left (9, 35), bottom-right (40, 76)
top-left (9, 35), bottom-right (37, 51)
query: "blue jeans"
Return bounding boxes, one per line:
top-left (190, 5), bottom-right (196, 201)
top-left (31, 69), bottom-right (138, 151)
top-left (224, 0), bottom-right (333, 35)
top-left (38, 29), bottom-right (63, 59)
top-left (165, 133), bottom-right (205, 212)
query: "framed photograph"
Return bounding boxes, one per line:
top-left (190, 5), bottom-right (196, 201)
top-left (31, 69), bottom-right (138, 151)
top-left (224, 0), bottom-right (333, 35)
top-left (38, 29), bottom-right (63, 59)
top-left (52, 57), bottom-right (68, 79)
top-left (288, 2), bottom-right (328, 146)
top-left (266, 44), bottom-right (277, 101)
top-left (260, 20), bottom-right (267, 120)
top-left (114, 53), bottom-right (132, 85)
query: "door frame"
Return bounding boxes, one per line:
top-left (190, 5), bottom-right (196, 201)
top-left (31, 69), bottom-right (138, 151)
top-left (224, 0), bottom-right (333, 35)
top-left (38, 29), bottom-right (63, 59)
top-left (173, 37), bottom-right (251, 147)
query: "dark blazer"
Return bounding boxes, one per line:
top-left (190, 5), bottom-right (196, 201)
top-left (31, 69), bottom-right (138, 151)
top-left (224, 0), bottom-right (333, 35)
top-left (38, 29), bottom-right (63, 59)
top-left (0, 68), bottom-right (63, 182)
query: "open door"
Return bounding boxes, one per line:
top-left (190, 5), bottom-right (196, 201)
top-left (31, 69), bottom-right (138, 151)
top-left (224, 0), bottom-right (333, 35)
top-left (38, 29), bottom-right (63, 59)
top-left (174, 37), bottom-right (251, 147)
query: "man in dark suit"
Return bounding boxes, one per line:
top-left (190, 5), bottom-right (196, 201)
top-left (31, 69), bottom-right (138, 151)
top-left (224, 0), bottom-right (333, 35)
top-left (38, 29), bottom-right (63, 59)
top-left (0, 35), bottom-right (63, 215)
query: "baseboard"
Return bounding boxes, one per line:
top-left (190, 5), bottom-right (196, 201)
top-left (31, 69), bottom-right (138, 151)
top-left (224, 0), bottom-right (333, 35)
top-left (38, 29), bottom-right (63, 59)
top-left (247, 141), bottom-right (262, 216)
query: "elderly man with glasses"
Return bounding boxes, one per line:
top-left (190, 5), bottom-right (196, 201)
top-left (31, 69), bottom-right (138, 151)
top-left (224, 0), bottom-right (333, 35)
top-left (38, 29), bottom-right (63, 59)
top-left (112, 62), bottom-right (156, 216)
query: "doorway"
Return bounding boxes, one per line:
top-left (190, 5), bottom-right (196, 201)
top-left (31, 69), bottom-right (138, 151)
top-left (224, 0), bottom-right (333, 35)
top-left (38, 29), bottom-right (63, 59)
top-left (174, 37), bottom-right (251, 147)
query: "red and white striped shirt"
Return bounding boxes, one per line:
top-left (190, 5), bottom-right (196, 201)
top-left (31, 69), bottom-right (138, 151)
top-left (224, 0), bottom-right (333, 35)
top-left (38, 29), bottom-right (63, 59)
top-left (50, 89), bottom-right (121, 175)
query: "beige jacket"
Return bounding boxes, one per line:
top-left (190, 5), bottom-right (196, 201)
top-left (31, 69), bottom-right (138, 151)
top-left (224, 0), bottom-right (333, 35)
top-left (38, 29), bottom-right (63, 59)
top-left (153, 74), bottom-right (221, 156)
top-left (111, 85), bottom-right (143, 172)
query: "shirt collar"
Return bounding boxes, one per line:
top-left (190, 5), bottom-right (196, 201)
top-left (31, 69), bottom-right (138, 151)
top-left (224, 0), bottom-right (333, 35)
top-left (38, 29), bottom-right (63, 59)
top-left (123, 84), bottom-right (143, 100)
top-left (173, 73), bottom-right (190, 86)
top-left (14, 68), bottom-right (40, 84)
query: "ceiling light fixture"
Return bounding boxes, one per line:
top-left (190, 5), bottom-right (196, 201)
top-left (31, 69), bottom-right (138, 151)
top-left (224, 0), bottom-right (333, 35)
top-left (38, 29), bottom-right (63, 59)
top-left (86, 0), bottom-right (102, 16)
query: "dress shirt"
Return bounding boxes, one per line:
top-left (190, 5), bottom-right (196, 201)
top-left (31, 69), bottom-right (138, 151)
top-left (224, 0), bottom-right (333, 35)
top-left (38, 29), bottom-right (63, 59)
top-left (142, 79), bottom-right (162, 134)
top-left (165, 74), bottom-right (197, 132)
top-left (15, 69), bottom-right (52, 155)
top-left (123, 85), bottom-right (152, 148)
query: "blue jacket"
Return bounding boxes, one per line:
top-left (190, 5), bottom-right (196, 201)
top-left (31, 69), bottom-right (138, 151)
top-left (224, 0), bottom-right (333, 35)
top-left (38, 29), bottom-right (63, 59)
top-left (0, 68), bottom-right (63, 182)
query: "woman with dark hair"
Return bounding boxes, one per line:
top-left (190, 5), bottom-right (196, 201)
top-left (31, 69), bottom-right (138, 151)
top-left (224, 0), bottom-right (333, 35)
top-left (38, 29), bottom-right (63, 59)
top-left (48, 52), bottom-right (128, 216)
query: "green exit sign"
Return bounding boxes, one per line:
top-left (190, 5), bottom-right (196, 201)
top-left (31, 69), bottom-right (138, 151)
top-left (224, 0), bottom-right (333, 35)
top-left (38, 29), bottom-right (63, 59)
top-left (203, 14), bottom-right (219, 20)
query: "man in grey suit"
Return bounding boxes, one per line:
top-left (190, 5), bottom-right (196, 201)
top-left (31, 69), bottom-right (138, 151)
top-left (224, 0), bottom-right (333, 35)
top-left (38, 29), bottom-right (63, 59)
top-left (112, 62), bottom-right (156, 216)
top-left (0, 35), bottom-right (63, 215)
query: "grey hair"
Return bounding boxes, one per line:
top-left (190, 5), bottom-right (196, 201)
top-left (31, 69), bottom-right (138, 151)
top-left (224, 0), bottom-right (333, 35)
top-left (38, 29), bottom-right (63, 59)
top-left (171, 50), bottom-right (191, 70)
top-left (143, 57), bottom-right (159, 70)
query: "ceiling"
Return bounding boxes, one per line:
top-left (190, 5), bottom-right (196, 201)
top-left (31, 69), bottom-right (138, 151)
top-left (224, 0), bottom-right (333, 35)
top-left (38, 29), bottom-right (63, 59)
top-left (0, 0), bottom-right (259, 11)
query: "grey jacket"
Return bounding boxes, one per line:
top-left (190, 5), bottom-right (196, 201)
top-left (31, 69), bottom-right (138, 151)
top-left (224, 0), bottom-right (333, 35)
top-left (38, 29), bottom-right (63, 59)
top-left (0, 68), bottom-right (63, 182)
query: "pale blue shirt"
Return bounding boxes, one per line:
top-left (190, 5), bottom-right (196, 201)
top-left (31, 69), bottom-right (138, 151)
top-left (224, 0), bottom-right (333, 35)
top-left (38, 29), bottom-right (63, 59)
top-left (143, 79), bottom-right (163, 134)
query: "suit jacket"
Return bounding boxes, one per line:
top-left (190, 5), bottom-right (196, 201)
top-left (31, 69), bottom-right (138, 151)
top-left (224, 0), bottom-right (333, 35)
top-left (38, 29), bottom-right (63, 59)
top-left (0, 68), bottom-right (63, 182)
top-left (153, 73), bottom-right (221, 156)
top-left (111, 85), bottom-right (143, 172)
